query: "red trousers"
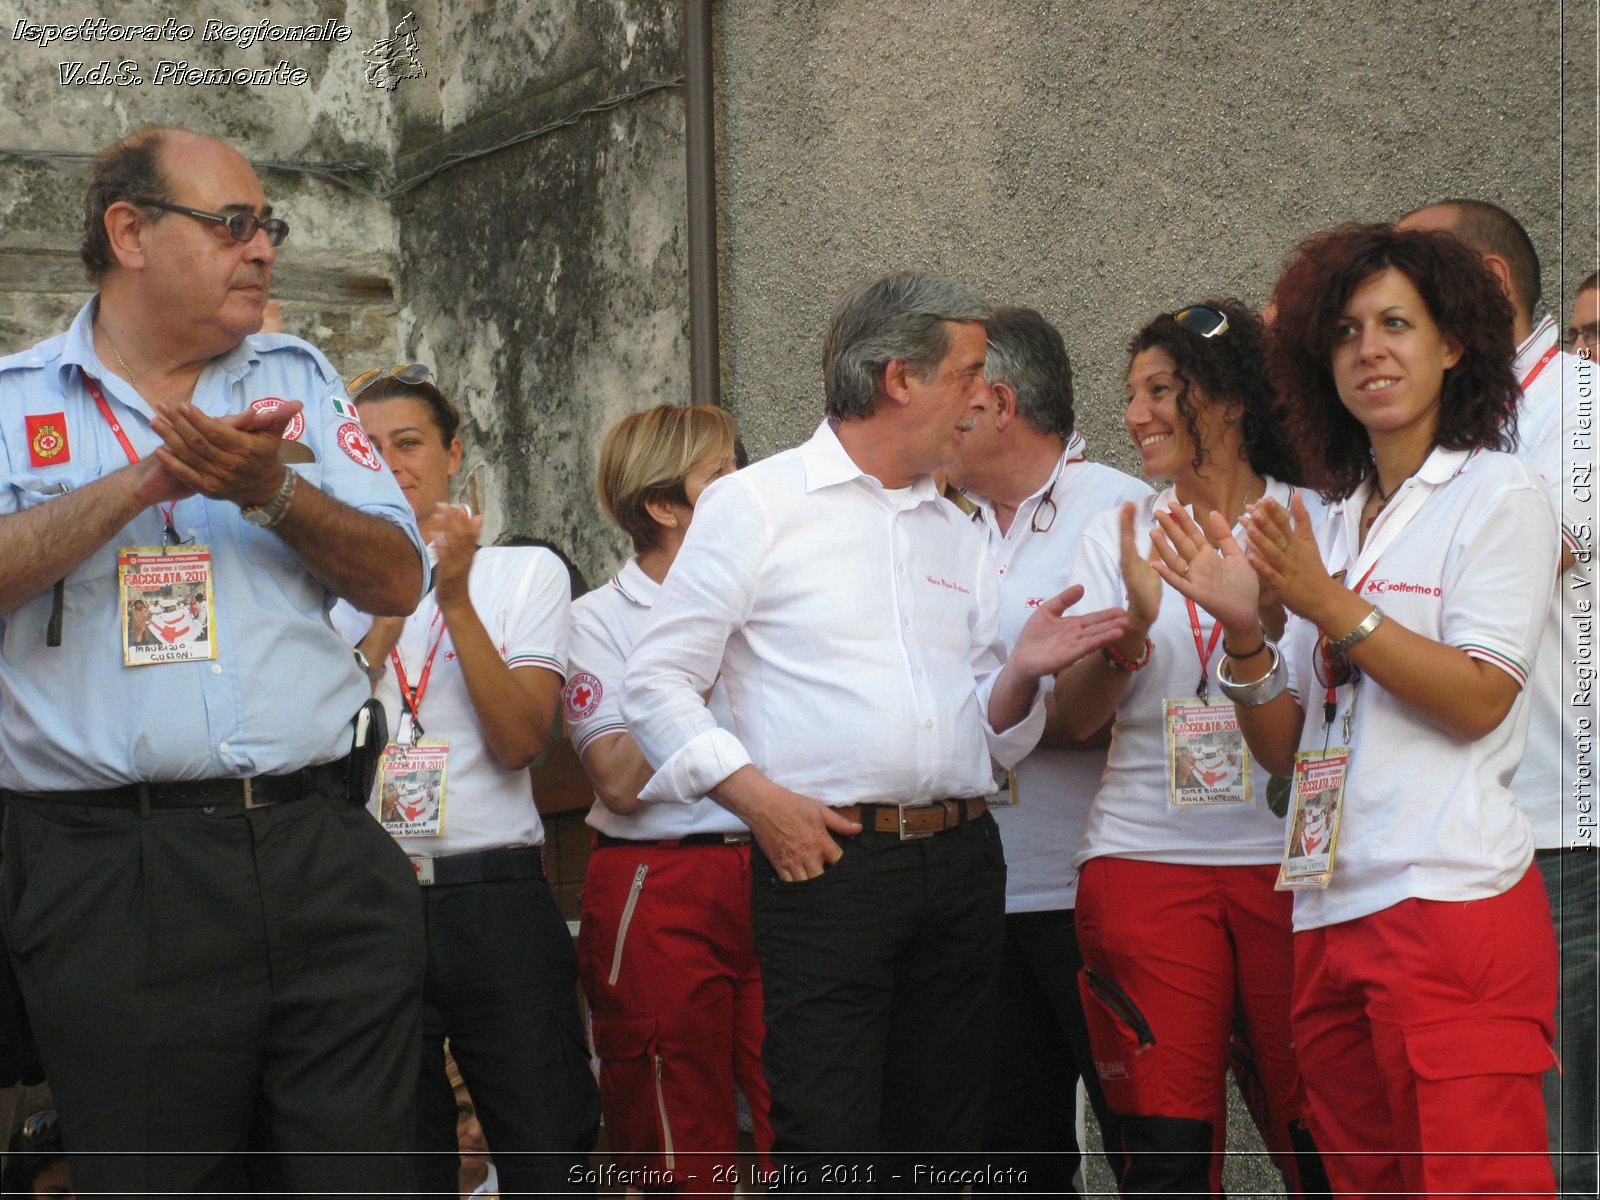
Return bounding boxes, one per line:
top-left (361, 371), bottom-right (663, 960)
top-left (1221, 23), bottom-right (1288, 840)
top-left (1076, 858), bottom-right (1312, 1195)
top-left (578, 841), bottom-right (772, 1194)
top-left (1292, 866), bottom-right (1557, 1199)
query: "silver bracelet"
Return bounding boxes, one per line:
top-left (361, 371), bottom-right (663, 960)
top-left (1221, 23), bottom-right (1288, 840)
top-left (1328, 606), bottom-right (1384, 657)
top-left (1215, 641), bottom-right (1287, 707)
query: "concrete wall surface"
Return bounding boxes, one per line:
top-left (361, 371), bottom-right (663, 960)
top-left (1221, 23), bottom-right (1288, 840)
top-left (717, 0), bottom-right (1599, 481)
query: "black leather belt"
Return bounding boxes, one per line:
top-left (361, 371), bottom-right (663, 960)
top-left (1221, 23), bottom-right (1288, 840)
top-left (595, 831), bottom-right (751, 849)
top-left (409, 845), bottom-right (545, 887)
top-left (0, 754), bottom-right (352, 812)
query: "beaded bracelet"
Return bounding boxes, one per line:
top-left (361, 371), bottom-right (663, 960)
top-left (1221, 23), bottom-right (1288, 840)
top-left (1102, 636), bottom-right (1152, 672)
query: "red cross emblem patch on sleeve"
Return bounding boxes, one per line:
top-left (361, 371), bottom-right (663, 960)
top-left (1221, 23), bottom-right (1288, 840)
top-left (26, 413), bottom-right (70, 467)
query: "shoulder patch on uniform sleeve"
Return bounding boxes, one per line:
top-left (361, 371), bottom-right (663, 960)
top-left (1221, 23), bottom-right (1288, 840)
top-left (250, 397), bottom-right (305, 441)
top-left (329, 394), bottom-right (361, 423)
top-left (563, 672), bottom-right (603, 722)
top-left (337, 422), bottom-right (382, 470)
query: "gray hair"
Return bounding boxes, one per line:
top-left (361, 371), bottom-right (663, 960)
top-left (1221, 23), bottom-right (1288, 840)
top-left (983, 306), bottom-right (1075, 440)
top-left (823, 271), bottom-right (990, 420)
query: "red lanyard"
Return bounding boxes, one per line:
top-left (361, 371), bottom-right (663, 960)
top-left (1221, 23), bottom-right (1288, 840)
top-left (1519, 342), bottom-right (1559, 391)
top-left (1184, 598), bottom-right (1224, 702)
top-left (390, 609), bottom-right (447, 738)
top-left (85, 371), bottom-right (179, 542)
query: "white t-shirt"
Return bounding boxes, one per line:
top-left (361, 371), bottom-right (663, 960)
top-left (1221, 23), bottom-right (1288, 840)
top-left (1509, 315), bottom-right (1597, 850)
top-left (1071, 478), bottom-right (1317, 869)
top-left (566, 558), bottom-right (748, 840)
top-left (331, 546), bottom-right (571, 856)
top-left (1286, 447), bottom-right (1557, 931)
top-left (964, 440), bottom-right (1150, 911)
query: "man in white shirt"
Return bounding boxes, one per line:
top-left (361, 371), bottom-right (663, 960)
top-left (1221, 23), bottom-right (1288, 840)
top-left (623, 272), bottom-right (1129, 1185)
top-left (1400, 199), bottom-right (1597, 1195)
top-left (948, 306), bottom-right (1150, 1192)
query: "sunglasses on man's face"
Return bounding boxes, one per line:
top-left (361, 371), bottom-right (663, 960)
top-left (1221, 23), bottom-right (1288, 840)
top-left (1174, 305), bottom-right (1230, 339)
top-left (346, 362), bottom-right (433, 399)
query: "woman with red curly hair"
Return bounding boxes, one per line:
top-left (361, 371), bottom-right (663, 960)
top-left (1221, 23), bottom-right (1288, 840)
top-left (1156, 224), bottom-right (1559, 1196)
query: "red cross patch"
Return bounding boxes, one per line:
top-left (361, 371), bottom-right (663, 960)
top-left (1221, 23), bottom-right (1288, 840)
top-left (26, 413), bottom-right (70, 467)
top-left (250, 397), bottom-right (305, 441)
top-left (563, 671), bottom-right (603, 721)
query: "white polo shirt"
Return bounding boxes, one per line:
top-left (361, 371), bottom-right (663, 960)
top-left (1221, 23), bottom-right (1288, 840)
top-left (964, 439), bottom-right (1150, 912)
top-left (566, 557), bottom-right (749, 840)
top-left (1286, 447), bottom-right (1557, 931)
top-left (1509, 315), bottom-right (1597, 850)
top-left (331, 546), bottom-right (571, 856)
top-left (1071, 479), bottom-right (1317, 869)
top-left (624, 419), bottom-right (1046, 808)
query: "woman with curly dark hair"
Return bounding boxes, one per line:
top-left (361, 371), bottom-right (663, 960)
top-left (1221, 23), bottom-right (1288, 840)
top-left (1155, 224), bottom-right (1559, 1197)
top-left (1052, 299), bottom-right (1326, 1196)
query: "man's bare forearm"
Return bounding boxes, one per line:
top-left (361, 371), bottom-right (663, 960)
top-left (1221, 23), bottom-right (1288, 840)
top-left (272, 481), bottom-right (422, 615)
top-left (0, 464), bottom-right (157, 614)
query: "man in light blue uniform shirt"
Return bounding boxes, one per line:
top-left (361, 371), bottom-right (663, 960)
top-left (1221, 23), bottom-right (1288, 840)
top-left (0, 127), bottom-right (429, 1195)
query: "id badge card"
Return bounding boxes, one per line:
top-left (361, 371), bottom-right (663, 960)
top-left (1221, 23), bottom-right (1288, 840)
top-left (987, 770), bottom-right (1020, 808)
top-left (118, 546), bottom-right (217, 666)
top-left (1276, 748), bottom-right (1350, 890)
top-left (1165, 698), bottom-right (1250, 807)
top-left (376, 740), bottom-right (450, 837)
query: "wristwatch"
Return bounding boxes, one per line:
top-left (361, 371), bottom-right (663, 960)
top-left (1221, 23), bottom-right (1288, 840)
top-left (242, 467), bottom-right (297, 528)
top-left (353, 648), bottom-right (386, 683)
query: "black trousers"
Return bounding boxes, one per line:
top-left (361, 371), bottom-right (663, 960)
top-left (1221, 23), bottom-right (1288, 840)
top-left (751, 812), bottom-right (1006, 1194)
top-left (0, 789), bottom-right (426, 1196)
top-left (412, 873), bottom-right (601, 1196)
top-left (978, 908), bottom-right (1125, 1194)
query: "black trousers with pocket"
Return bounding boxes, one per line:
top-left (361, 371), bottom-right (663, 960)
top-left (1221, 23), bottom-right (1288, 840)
top-left (751, 811), bottom-right (1006, 1193)
top-left (1, 787), bottom-right (426, 1196)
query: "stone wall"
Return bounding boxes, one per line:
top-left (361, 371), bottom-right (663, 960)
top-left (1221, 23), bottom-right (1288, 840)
top-left (386, 0), bottom-right (688, 582)
top-left (0, 0), bottom-right (404, 371)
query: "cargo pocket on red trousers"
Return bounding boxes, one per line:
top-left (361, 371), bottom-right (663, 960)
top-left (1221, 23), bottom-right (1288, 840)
top-left (1403, 1018), bottom-right (1555, 1152)
top-left (591, 1013), bottom-right (676, 1172)
top-left (1079, 966), bottom-right (1159, 1112)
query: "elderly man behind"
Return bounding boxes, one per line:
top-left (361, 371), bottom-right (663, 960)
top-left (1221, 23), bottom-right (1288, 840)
top-left (623, 272), bottom-right (1129, 1188)
top-left (1399, 198), bottom-right (1598, 1197)
top-left (948, 306), bottom-right (1150, 1192)
top-left (0, 127), bottom-right (427, 1194)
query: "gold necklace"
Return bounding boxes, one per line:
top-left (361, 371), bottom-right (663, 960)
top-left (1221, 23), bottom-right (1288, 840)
top-left (99, 323), bottom-right (139, 387)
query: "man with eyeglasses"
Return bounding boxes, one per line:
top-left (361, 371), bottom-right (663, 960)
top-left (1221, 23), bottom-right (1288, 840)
top-left (1398, 198), bottom-right (1598, 1196)
top-left (945, 306), bottom-right (1148, 1193)
top-left (1568, 270), bottom-right (1598, 361)
top-left (0, 127), bottom-right (429, 1194)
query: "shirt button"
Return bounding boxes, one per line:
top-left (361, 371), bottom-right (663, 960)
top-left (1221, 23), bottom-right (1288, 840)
top-left (923, 719), bottom-right (934, 730)
top-left (218, 741), bottom-right (230, 754)
top-left (211, 664), bottom-right (222, 675)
